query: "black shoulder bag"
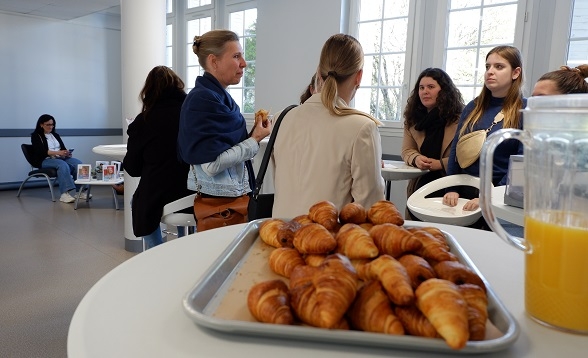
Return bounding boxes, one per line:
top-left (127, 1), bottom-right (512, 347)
top-left (247, 104), bottom-right (297, 220)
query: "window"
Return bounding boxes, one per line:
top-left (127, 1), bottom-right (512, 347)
top-left (185, 16), bottom-right (212, 90)
top-left (351, 0), bottom-right (524, 124)
top-left (165, 0), bottom-right (257, 112)
top-left (228, 8), bottom-right (257, 113)
top-left (568, 0), bottom-right (588, 66)
top-left (445, 0), bottom-right (519, 102)
top-left (353, 0), bottom-right (412, 123)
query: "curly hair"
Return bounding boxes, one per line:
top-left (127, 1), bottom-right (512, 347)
top-left (403, 68), bottom-right (464, 128)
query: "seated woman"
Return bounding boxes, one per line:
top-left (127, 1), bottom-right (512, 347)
top-left (532, 64), bottom-right (588, 95)
top-left (30, 114), bottom-right (88, 203)
top-left (443, 46), bottom-right (526, 229)
top-left (401, 68), bottom-right (464, 220)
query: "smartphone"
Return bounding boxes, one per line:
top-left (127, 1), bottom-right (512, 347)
top-left (68, 148), bottom-right (74, 153)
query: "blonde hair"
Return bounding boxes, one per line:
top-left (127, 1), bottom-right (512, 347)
top-left (537, 65), bottom-right (588, 94)
top-left (318, 34), bottom-right (380, 124)
top-left (192, 30), bottom-right (239, 71)
top-left (459, 45), bottom-right (524, 137)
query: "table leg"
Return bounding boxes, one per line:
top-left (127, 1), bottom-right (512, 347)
top-left (111, 186), bottom-right (120, 210)
top-left (385, 180), bottom-right (391, 201)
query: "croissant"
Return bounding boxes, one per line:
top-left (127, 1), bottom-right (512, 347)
top-left (247, 279), bottom-right (294, 325)
top-left (359, 222), bottom-right (374, 232)
top-left (254, 108), bottom-right (270, 128)
top-left (292, 214), bottom-right (314, 226)
top-left (269, 247), bottom-right (306, 278)
top-left (367, 200), bottom-right (404, 226)
top-left (416, 278), bottom-right (469, 350)
top-left (348, 280), bottom-right (405, 335)
top-left (259, 218), bottom-right (287, 248)
top-left (458, 283), bottom-right (488, 341)
top-left (394, 305), bottom-right (439, 338)
top-left (434, 261), bottom-right (486, 292)
top-left (369, 224), bottom-right (422, 258)
top-left (289, 264), bottom-right (319, 289)
top-left (397, 254), bottom-right (436, 289)
top-left (349, 258), bottom-right (373, 281)
top-left (304, 254), bottom-right (327, 267)
top-left (276, 220), bottom-right (302, 248)
top-left (335, 223), bottom-right (379, 259)
top-left (289, 254), bottom-right (359, 328)
top-left (339, 202), bottom-right (368, 224)
top-left (292, 223), bottom-right (337, 254)
top-left (410, 229), bottom-right (455, 262)
top-left (365, 255), bottom-right (414, 306)
top-left (407, 227), bottom-right (449, 251)
top-left (308, 200), bottom-right (339, 231)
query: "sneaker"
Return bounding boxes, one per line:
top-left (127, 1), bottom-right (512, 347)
top-left (59, 192), bottom-right (76, 203)
top-left (78, 191), bottom-right (92, 200)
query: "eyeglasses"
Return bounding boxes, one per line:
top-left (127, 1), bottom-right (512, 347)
top-left (43, 123), bottom-right (55, 127)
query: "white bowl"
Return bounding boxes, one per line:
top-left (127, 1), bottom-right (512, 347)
top-left (407, 197), bottom-right (481, 226)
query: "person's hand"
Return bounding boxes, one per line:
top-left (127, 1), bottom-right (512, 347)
top-left (443, 191), bottom-right (460, 207)
top-left (414, 155), bottom-right (433, 170)
top-left (57, 150), bottom-right (68, 157)
top-left (250, 117), bottom-right (272, 142)
top-left (463, 198), bottom-right (479, 211)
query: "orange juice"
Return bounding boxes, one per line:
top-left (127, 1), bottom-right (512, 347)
top-left (524, 212), bottom-right (588, 332)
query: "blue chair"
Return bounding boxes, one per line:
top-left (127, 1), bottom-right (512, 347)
top-left (17, 144), bottom-right (58, 202)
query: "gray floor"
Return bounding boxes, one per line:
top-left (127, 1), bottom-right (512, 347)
top-left (0, 186), bottom-right (138, 358)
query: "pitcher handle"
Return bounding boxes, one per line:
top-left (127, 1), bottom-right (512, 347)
top-left (479, 129), bottom-right (529, 252)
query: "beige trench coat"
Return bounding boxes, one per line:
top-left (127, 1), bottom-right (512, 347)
top-left (271, 94), bottom-right (385, 219)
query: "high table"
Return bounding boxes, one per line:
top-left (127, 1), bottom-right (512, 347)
top-left (92, 144), bottom-right (143, 252)
top-left (490, 185), bottom-right (524, 226)
top-left (381, 160), bottom-right (428, 201)
top-left (67, 222), bottom-right (587, 358)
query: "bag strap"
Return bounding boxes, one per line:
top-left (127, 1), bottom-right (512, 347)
top-left (485, 111), bottom-right (504, 133)
top-left (251, 104), bottom-right (297, 199)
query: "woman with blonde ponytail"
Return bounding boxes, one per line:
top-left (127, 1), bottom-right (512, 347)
top-left (272, 34), bottom-right (386, 218)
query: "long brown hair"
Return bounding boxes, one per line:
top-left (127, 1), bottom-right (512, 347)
top-left (317, 34), bottom-right (380, 124)
top-left (459, 46), bottom-right (524, 136)
top-left (139, 66), bottom-right (185, 116)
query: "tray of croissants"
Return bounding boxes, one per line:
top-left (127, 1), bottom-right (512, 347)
top-left (182, 200), bottom-right (519, 354)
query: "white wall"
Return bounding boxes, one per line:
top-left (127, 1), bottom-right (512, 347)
top-left (0, 12), bottom-right (122, 186)
top-left (255, 0), bottom-right (343, 111)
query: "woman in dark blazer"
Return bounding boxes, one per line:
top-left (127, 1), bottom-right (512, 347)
top-left (123, 66), bottom-right (191, 249)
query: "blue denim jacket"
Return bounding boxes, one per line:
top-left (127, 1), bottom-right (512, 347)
top-left (188, 137), bottom-right (259, 196)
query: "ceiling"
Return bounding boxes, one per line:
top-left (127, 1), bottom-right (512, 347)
top-left (0, 0), bottom-right (120, 21)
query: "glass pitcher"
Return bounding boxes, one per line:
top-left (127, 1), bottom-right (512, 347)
top-left (479, 94), bottom-right (588, 334)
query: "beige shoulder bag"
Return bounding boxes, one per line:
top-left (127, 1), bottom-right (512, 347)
top-left (456, 111), bottom-right (504, 168)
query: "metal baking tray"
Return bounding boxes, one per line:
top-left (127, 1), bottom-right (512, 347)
top-left (183, 220), bottom-right (519, 354)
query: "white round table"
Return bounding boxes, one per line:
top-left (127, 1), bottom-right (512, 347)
top-left (381, 160), bottom-right (428, 201)
top-left (67, 223), bottom-right (588, 358)
top-left (92, 144), bottom-right (143, 252)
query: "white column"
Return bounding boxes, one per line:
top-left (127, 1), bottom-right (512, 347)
top-left (120, 0), bottom-right (166, 252)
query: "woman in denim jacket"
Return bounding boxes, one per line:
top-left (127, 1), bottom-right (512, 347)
top-left (178, 30), bottom-right (271, 217)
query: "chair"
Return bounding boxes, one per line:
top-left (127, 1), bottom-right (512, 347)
top-left (160, 193), bottom-right (197, 238)
top-left (406, 174), bottom-right (485, 226)
top-left (17, 144), bottom-right (58, 202)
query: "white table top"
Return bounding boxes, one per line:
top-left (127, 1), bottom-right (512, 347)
top-left (92, 144), bottom-right (127, 161)
top-left (67, 222), bottom-right (587, 358)
top-left (381, 160), bottom-right (428, 181)
top-left (75, 178), bottom-right (124, 185)
top-left (491, 186), bottom-right (524, 226)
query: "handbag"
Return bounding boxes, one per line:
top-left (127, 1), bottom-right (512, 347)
top-left (193, 194), bottom-right (250, 232)
top-left (247, 104), bottom-right (298, 221)
top-left (456, 111), bottom-right (504, 168)
top-left (191, 166), bottom-right (250, 232)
